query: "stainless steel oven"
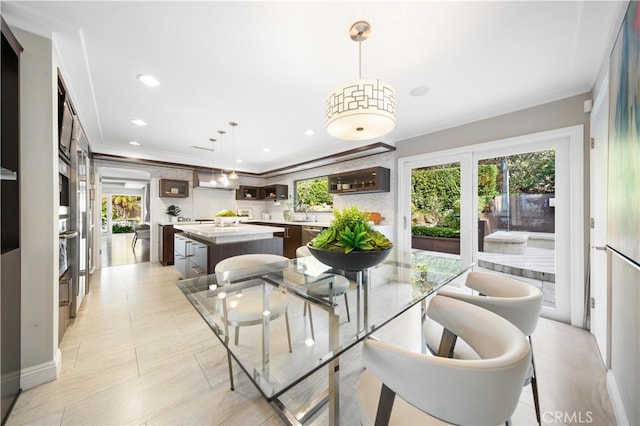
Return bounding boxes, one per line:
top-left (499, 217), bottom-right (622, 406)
top-left (58, 211), bottom-right (77, 277)
top-left (58, 205), bottom-right (76, 342)
top-left (59, 159), bottom-right (70, 214)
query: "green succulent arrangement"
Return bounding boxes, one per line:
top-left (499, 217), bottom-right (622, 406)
top-left (310, 206), bottom-right (393, 254)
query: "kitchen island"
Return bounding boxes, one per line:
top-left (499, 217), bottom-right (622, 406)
top-left (242, 220), bottom-right (331, 258)
top-left (172, 223), bottom-right (285, 278)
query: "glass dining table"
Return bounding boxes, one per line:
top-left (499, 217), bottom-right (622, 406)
top-left (176, 250), bottom-right (472, 425)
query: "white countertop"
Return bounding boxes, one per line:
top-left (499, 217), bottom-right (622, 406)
top-left (159, 220), bottom-right (216, 226)
top-left (241, 219), bottom-right (332, 228)
top-left (173, 223), bottom-right (286, 243)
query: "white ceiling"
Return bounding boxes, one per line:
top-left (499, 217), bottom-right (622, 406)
top-left (3, 1), bottom-right (626, 174)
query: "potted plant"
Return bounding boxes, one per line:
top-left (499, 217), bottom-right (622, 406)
top-left (307, 206), bottom-right (393, 271)
top-left (166, 204), bottom-right (181, 222)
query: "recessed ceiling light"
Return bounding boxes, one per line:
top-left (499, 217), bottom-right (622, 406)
top-left (410, 86), bottom-right (429, 97)
top-left (236, 159), bottom-right (243, 163)
top-left (129, 141), bottom-right (140, 146)
top-left (130, 119), bottom-right (147, 126)
top-left (263, 148), bottom-right (270, 153)
top-left (304, 129), bottom-right (314, 136)
top-left (137, 74), bottom-right (160, 87)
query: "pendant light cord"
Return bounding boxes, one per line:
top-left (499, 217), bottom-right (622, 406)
top-left (358, 36), bottom-right (362, 79)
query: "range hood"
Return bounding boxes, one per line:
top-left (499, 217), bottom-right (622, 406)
top-left (193, 170), bottom-right (239, 190)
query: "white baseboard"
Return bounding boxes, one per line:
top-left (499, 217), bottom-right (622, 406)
top-left (607, 370), bottom-right (629, 425)
top-left (20, 348), bottom-right (62, 390)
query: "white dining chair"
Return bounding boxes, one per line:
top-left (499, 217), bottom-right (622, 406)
top-left (296, 245), bottom-right (351, 340)
top-left (214, 253), bottom-right (291, 390)
top-left (359, 294), bottom-right (531, 425)
top-left (423, 271), bottom-right (544, 424)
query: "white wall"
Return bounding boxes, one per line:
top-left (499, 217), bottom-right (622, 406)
top-left (262, 151), bottom-right (396, 230)
top-left (15, 28), bottom-right (60, 389)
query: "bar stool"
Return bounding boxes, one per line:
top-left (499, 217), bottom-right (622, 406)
top-left (131, 223), bottom-right (150, 250)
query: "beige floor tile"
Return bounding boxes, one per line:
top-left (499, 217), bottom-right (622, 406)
top-left (60, 356), bottom-right (210, 425)
top-left (135, 327), bottom-right (219, 376)
top-left (9, 261), bottom-right (617, 426)
top-left (7, 408), bottom-right (64, 426)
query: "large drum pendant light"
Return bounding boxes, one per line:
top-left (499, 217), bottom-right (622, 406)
top-left (326, 21), bottom-right (396, 141)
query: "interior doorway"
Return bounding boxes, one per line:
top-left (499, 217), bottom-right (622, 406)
top-left (98, 167), bottom-right (151, 267)
top-left (398, 126), bottom-right (584, 324)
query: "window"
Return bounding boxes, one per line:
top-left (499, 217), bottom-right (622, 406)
top-left (101, 194), bottom-right (143, 234)
top-left (293, 176), bottom-right (333, 212)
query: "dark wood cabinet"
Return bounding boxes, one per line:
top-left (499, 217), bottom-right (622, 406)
top-left (237, 184), bottom-right (289, 201)
top-left (253, 222), bottom-right (301, 258)
top-left (284, 224), bottom-right (302, 258)
top-left (159, 179), bottom-right (189, 198)
top-left (261, 184), bottom-right (288, 201)
top-left (328, 166), bottom-right (390, 194)
top-left (209, 237), bottom-right (283, 268)
top-left (159, 224), bottom-right (183, 265)
top-left (236, 185), bottom-right (260, 200)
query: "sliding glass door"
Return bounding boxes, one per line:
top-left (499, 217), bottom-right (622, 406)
top-left (398, 126), bottom-right (584, 322)
top-left (475, 150), bottom-right (556, 309)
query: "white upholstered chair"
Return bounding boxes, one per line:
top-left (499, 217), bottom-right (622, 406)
top-left (214, 254), bottom-right (291, 389)
top-left (296, 245), bottom-right (351, 340)
top-left (423, 271), bottom-right (544, 424)
top-left (359, 295), bottom-right (531, 425)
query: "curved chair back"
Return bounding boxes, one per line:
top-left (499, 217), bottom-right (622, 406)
top-left (215, 254), bottom-right (289, 274)
top-left (438, 271), bottom-right (543, 335)
top-left (212, 253), bottom-right (292, 391)
top-left (296, 245), bottom-right (311, 258)
top-left (360, 295), bottom-right (531, 425)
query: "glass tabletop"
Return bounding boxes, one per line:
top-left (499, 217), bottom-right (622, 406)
top-left (176, 250), bottom-right (471, 400)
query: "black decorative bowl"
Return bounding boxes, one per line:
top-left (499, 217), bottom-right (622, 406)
top-left (307, 244), bottom-right (391, 271)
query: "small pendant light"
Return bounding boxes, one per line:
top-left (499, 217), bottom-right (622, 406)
top-left (228, 122), bottom-right (239, 180)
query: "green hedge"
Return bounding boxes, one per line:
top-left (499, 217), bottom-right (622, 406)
top-left (411, 167), bottom-right (460, 212)
top-left (112, 223), bottom-right (134, 234)
top-left (411, 165), bottom-right (500, 226)
top-left (411, 226), bottom-right (460, 239)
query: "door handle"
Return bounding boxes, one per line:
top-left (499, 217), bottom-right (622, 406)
top-left (59, 230), bottom-right (79, 239)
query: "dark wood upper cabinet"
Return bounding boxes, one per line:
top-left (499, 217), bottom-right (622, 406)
top-left (261, 184), bottom-right (288, 200)
top-left (328, 166), bottom-right (390, 194)
top-left (237, 184), bottom-right (288, 201)
top-left (236, 185), bottom-right (260, 200)
top-left (159, 179), bottom-right (189, 198)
